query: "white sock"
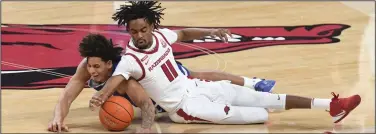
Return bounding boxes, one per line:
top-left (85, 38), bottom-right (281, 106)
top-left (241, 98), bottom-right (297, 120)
top-left (311, 98), bottom-right (331, 109)
top-left (242, 76), bottom-right (262, 89)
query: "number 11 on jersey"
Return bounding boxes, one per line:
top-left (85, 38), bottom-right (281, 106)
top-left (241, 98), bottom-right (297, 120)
top-left (161, 60), bottom-right (178, 82)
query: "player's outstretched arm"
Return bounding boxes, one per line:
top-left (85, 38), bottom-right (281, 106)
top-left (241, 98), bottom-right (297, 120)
top-left (189, 70), bottom-right (245, 86)
top-left (188, 69), bottom-right (271, 90)
top-left (48, 59), bottom-right (91, 132)
top-left (174, 28), bottom-right (232, 43)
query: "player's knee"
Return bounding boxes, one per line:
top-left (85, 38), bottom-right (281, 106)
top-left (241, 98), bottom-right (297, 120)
top-left (240, 108), bottom-right (268, 124)
top-left (258, 111), bottom-right (269, 123)
top-left (116, 88), bottom-right (126, 95)
top-left (115, 80), bottom-right (129, 95)
top-left (250, 109), bottom-right (269, 123)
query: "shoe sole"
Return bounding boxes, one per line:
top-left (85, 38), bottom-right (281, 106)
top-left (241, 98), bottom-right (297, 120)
top-left (268, 81), bottom-right (276, 93)
top-left (334, 95), bottom-right (361, 123)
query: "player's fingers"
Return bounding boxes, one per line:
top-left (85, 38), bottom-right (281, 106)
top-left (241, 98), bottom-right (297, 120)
top-left (218, 31), bottom-right (227, 43)
top-left (94, 99), bottom-right (102, 106)
top-left (91, 96), bottom-right (100, 101)
top-left (89, 101), bottom-right (96, 111)
top-left (225, 29), bottom-right (233, 38)
top-left (63, 125), bottom-right (69, 132)
top-left (61, 124), bottom-right (69, 132)
top-left (51, 123), bottom-right (55, 132)
top-left (57, 122), bottom-right (62, 133)
top-left (89, 100), bottom-right (102, 111)
top-left (89, 98), bottom-right (96, 105)
top-left (212, 32), bottom-right (222, 41)
top-left (52, 122), bottom-right (57, 132)
top-left (48, 123), bottom-right (55, 132)
top-left (90, 98), bottom-right (101, 107)
top-left (210, 35), bottom-right (216, 39)
top-left (47, 122), bottom-right (53, 131)
top-left (92, 96), bottom-right (105, 104)
top-left (220, 31), bottom-right (229, 43)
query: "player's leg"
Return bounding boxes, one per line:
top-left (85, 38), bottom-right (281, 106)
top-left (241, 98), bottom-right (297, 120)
top-left (220, 81), bottom-right (361, 123)
top-left (169, 95), bottom-right (268, 124)
top-left (175, 60), bottom-right (276, 92)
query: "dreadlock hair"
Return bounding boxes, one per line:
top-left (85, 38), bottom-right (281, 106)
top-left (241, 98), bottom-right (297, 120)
top-left (112, 1), bottom-right (165, 30)
top-left (78, 33), bottom-right (123, 62)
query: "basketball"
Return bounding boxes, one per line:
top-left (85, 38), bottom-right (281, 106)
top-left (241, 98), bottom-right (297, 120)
top-left (99, 96), bottom-right (134, 131)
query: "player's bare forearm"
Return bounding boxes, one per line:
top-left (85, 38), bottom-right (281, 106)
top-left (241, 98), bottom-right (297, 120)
top-left (55, 97), bottom-right (69, 118)
top-left (100, 75), bottom-right (125, 98)
top-left (55, 58), bottom-right (89, 119)
top-left (190, 71), bottom-right (244, 86)
top-left (176, 28), bottom-right (213, 42)
top-left (140, 99), bottom-right (156, 129)
top-left (55, 78), bottom-right (86, 119)
top-left (176, 28), bottom-right (232, 43)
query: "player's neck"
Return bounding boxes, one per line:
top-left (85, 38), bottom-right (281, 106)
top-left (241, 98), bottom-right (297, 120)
top-left (144, 42), bottom-right (153, 49)
top-left (133, 39), bottom-right (154, 50)
top-left (139, 40), bottom-right (154, 50)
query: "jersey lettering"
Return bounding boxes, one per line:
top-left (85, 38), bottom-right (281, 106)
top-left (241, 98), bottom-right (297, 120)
top-left (148, 48), bottom-right (170, 72)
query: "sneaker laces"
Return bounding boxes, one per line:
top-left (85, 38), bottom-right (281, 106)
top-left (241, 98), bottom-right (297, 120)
top-left (325, 92), bottom-right (340, 112)
top-left (331, 92), bottom-right (340, 101)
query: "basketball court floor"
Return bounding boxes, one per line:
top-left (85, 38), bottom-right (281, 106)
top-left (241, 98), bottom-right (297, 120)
top-left (1, 1), bottom-right (375, 133)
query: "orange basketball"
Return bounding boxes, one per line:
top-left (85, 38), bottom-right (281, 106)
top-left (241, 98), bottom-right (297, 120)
top-left (99, 96), bottom-right (134, 131)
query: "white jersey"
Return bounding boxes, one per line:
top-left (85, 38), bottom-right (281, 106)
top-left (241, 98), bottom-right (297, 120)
top-left (112, 28), bottom-right (196, 113)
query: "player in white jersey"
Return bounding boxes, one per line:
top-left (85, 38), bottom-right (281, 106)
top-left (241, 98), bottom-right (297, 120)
top-left (89, 1), bottom-right (361, 133)
top-left (47, 33), bottom-right (275, 133)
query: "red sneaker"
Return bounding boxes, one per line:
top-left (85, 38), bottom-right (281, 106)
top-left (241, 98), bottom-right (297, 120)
top-left (329, 92), bottom-right (361, 123)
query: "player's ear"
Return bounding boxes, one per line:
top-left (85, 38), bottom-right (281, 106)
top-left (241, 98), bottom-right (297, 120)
top-left (106, 60), bottom-right (113, 69)
top-left (150, 24), bottom-right (154, 31)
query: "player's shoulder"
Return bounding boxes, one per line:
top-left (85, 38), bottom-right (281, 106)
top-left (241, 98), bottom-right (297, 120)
top-left (155, 28), bottom-right (177, 36)
top-left (157, 28), bottom-right (174, 32)
top-left (121, 53), bottom-right (142, 61)
top-left (154, 28), bottom-right (178, 44)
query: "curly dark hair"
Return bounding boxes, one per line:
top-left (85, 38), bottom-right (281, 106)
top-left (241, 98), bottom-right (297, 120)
top-left (78, 33), bottom-right (123, 62)
top-left (112, 1), bottom-right (165, 30)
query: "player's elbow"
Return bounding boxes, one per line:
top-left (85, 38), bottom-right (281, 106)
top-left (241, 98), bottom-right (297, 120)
top-left (246, 110), bottom-right (269, 124)
top-left (176, 29), bottom-right (190, 42)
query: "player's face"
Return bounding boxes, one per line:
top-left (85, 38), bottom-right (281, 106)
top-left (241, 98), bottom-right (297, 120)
top-left (86, 57), bottom-right (113, 83)
top-left (128, 18), bottom-right (154, 49)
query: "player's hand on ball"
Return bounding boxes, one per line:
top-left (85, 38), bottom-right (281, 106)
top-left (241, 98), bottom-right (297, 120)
top-left (89, 91), bottom-right (108, 111)
top-left (47, 117), bottom-right (69, 132)
top-left (209, 28), bottom-right (233, 43)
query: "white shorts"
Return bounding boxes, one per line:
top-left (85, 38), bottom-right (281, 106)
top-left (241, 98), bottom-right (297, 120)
top-left (168, 79), bottom-right (286, 124)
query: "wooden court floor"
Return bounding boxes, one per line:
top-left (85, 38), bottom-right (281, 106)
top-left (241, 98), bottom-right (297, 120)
top-left (1, 1), bottom-right (375, 133)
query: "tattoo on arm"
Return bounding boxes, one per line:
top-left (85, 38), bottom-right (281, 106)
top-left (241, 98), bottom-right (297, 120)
top-left (140, 99), bottom-right (155, 129)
